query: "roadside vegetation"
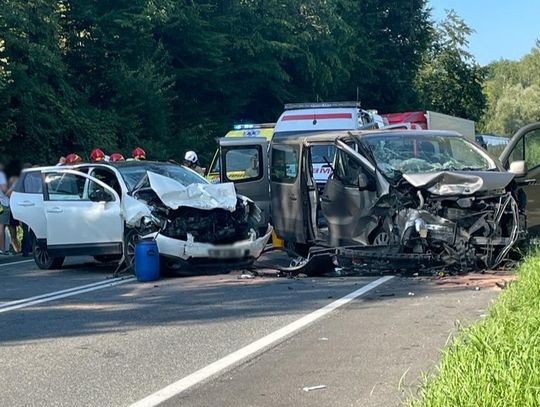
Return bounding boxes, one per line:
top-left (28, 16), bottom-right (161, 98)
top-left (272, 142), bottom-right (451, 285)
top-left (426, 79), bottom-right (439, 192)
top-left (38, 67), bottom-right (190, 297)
top-left (410, 255), bottom-right (540, 406)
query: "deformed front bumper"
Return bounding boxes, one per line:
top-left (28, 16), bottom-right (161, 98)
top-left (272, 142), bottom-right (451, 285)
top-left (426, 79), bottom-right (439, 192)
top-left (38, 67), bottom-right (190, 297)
top-left (144, 225), bottom-right (273, 261)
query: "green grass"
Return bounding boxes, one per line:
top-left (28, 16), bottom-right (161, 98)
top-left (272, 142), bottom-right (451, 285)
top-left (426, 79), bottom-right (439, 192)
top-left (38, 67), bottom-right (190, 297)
top-left (409, 256), bottom-right (540, 407)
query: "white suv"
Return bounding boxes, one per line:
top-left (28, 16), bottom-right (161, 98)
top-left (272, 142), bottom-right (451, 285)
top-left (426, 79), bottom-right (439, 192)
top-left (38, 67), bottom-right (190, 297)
top-left (11, 161), bottom-right (271, 270)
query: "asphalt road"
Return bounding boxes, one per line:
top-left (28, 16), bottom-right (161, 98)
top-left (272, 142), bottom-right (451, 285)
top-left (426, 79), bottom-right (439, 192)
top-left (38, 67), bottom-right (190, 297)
top-left (0, 256), bottom-right (500, 407)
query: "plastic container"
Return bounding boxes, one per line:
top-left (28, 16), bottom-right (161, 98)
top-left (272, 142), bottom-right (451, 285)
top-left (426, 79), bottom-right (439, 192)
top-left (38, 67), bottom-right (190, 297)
top-left (134, 239), bottom-right (160, 282)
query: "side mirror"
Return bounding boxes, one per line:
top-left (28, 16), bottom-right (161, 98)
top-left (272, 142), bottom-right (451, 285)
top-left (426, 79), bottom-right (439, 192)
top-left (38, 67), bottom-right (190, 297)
top-left (357, 173), bottom-right (369, 190)
top-left (89, 189), bottom-right (113, 202)
top-left (509, 160), bottom-right (528, 177)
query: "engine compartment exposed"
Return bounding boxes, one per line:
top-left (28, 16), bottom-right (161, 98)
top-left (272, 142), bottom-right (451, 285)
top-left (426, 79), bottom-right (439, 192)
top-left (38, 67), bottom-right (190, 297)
top-left (161, 199), bottom-right (255, 244)
top-left (367, 181), bottom-right (527, 273)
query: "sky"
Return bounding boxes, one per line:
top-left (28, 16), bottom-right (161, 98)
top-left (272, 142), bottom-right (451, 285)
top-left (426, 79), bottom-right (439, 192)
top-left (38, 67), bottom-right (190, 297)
top-left (429, 0), bottom-right (540, 65)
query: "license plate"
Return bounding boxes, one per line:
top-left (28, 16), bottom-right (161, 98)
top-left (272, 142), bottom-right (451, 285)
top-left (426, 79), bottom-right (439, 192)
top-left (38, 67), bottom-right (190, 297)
top-left (209, 248), bottom-right (246, 259)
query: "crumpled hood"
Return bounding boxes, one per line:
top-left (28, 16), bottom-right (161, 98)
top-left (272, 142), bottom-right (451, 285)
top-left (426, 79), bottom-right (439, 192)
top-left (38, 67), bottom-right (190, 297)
top-left (147, 171), bottom-right (238, 212)
top-left (403, 171), bottom-right (515, 196)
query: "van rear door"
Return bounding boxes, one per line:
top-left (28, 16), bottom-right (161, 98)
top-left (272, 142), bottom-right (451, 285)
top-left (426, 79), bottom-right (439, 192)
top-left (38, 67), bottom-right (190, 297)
top-left (218, 137), bottom-right (270, 230)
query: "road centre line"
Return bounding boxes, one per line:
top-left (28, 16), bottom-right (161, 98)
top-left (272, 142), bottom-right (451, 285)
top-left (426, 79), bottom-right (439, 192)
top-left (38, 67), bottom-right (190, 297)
top-left (130, 275), bottom-right (395, 407)
top-left (0, 276), bottom-right (136, 314)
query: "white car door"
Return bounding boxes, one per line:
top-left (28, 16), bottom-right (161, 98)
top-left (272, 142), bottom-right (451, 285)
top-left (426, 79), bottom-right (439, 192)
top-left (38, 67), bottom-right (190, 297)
top-left (10, 170), bottom-right (47, 239)
top-left (42, 169), bottom-right (123, 248)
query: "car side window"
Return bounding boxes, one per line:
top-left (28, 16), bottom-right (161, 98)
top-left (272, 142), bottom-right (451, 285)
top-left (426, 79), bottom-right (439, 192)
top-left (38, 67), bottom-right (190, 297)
top-left (223, 146), bottom-right (263, 182)
top-left (45, 173), bottom-right (112, 202)
top-left (271, 145), bottom-right (299, 183)
top-left (523, 129), bottom-right (540, 170)
top-left (90, 168), bottom-right (122, 196)
top-left (22, 172), bottom-right (43, 194)
top-left (334, 149), bottom-right (370, 188)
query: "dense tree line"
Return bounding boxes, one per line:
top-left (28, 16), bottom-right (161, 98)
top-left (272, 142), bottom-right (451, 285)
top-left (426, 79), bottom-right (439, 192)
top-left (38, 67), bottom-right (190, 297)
top-left (481, 42), bottom-right (540, 136)
top-left (1, 1), bottom-right (485, 167)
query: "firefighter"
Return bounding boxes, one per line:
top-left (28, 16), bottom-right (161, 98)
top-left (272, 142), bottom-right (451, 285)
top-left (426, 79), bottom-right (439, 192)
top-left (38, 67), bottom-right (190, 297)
top-left (183, 151), bottom-right (205, 175)
top-left (90, 148), bottom-right (106, 162)
top-left (109, 153), bottom-right (125, 162)
top-left (131, 147), bottom-right (146, 160)
top-left (64, 153), bottom-right (82, 164)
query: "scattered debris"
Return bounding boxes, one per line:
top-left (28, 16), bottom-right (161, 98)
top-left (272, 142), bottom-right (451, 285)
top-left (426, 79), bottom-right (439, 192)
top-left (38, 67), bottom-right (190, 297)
top-left (408, 292), bottom-right (415, 296)
top-left (303, 385), bottom-right (326, 392)
top-left (297, 273), bottom-right (308, 279)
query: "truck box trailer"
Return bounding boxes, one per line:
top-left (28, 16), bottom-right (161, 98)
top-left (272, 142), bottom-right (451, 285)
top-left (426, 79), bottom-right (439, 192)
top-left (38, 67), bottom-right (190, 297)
top-left (382, 111), bottom-right (476, 140)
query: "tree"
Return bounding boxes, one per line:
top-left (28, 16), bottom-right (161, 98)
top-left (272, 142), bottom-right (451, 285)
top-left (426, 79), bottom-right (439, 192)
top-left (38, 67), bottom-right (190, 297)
top-left (481, 42), bottom-right (540, 135)
top-left (340, 0), bottom-right (433, 111)
top-left (415, 10), bottom-right (486, 121)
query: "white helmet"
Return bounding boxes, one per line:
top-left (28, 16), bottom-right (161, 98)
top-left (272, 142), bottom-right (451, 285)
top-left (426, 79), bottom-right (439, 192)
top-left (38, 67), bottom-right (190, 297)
top-left (184, 150), bottom-right (198, 164)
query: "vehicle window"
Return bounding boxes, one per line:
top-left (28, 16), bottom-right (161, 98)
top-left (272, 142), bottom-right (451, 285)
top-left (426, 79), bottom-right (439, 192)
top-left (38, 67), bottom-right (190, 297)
top-left (22, 172), bottom-right (43, 194)
top-left (90, 168), bottom-right (122, 196)
top-left (362, 134), bottom-right (496, 178)
top-left (524, 129), bottom-right (540, 169)
top-left (509, 138), bottom-right (524, 164)
top-left (46, 173), bottom-right (86, 200)
top-left (310, 145), bottom-right (335, 164)
top-left (334, 149), bottom-right (369, 187)
top-left (223, 147), bottom-right (262, 182)
top-left (271, 145), bottom-right (299, 183)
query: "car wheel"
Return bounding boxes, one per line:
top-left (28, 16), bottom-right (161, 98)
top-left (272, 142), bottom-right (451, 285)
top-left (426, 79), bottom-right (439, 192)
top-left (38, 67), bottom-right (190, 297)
top-left (33, 236), bottom-right (64, 270)
top-left (123, 229), bottom-right (141, 271)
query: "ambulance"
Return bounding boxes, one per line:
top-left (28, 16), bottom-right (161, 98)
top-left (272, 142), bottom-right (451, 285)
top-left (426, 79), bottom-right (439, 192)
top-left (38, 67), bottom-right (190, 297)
top-left (207, 123), bottom-right (275, 184)
top-left (212, 102), bottom-right (384, 233)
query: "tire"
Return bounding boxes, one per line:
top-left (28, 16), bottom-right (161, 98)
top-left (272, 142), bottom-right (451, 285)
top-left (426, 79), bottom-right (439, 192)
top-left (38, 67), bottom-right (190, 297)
top-left (32, 236), bottom-right (64, 270)
top-left (123, 229), bottom-right (141, 272)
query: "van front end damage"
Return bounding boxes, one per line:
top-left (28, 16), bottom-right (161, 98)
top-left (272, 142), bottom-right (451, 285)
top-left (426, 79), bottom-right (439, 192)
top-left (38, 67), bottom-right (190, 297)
top-left (309, 171), bottom-right (527, 275)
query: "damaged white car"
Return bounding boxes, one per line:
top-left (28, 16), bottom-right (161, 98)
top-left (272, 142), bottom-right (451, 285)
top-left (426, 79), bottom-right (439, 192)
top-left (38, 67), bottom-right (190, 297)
top-left (11, 162), bottom-right (272, 270)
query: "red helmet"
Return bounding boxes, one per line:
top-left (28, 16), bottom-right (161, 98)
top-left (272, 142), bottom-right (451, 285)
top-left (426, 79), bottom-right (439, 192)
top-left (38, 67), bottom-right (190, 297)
top-left (132, 147), bottom-right (146, 160)
top-left (109, 153), bottom-right (125, 162)
top-left (90, 148), bottom-right (106, 162)
top-left (65, 153), bottom-right (82, 164)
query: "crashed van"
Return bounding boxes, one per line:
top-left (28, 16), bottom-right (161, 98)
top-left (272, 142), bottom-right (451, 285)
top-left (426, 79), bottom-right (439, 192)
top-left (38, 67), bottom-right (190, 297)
top-left (11, 161), bottom-right (271, 270)
top-left (222, 129), bottom-right (529, 272)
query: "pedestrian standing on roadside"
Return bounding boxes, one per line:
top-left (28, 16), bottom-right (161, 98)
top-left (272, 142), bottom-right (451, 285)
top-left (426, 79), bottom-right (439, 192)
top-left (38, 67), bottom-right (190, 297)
top-left (7, 176), bottom-right (20, 253)
top-left (20, 163), bottom-right (35, 257)
top-left (0, 164), bottom-right (10, 255)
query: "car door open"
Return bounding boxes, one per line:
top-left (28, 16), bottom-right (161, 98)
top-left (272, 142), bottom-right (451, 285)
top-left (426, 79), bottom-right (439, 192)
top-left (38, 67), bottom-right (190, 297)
top-left (501, 122), bottom-right (540, 232)
top-left (42, 169), bottom-right (124, 255)
top-left (320, 140), bottom-right (380, 247)
top-left (218, 137), bottom-right (270, 231)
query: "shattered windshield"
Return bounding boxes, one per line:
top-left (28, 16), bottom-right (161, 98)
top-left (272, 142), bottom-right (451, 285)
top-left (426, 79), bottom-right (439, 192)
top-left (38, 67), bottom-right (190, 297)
top-left (361, 134), bottom-right (497, 178)
top-left (118, 163), bottom-right (207, 192)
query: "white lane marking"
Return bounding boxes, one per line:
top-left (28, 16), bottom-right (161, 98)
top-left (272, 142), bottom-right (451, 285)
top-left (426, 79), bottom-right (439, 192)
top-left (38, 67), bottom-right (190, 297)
top-left (0, 276), bottom-right (134, 309)
top-left (0, 277), bottom-right (136, 314)
top-left (130, 275), bottom-right (394, 407)
top-left (0, 259), bottom-right (34, 268)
